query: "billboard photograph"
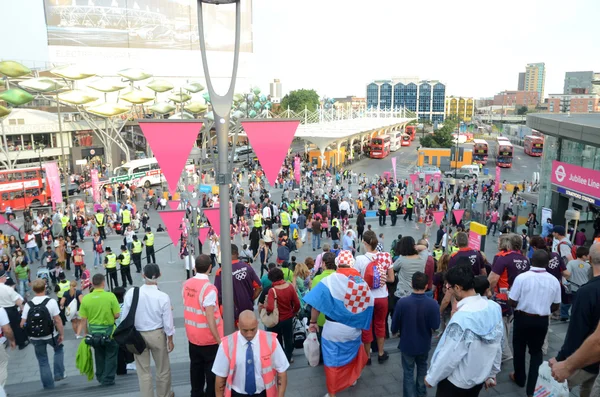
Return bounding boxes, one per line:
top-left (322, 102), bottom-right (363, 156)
top-left (43, 0), bottom-right (253, 52)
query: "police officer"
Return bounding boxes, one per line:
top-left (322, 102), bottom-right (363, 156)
top-left (117, 245), bottom-right (132, 288)
top-left (389, 196), bottom-right (399, 226)
top-left (55, 272), bottom-right (70, 300)
top-left (433, 244), bottom-right (444, 262)
top-left (95, 209), bottom-right (107, 239)
top-left (121, 206), bottom-right (131, 232)
top-left (103, 247), bottom-right (118, 289)
top-left (378, 198), bottom-right (387, 226)
top-left (131, 235), bottom-right (143, 273)
top-left (404, 193), bottom-right (415, 222)
top-left (143, 227), bottom-right (156, 264)
top-left (280, 210), bottom-right (291, 236)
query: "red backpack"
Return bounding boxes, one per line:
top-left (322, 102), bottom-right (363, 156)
top-left (557, 241), bottom-right (577, 260)
top-left (363, 252), bottom-right (391, 290)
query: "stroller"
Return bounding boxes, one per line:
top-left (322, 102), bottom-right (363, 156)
top-left (36, 265), bottom-right (53, 294)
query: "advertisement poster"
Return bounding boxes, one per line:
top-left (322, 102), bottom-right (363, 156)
top-left (43, 162), bottom-right (63, 209)
top-left (468, 230), bottom-right (482, 250)
top-left (433, 172), bottom-right (441, 193)
top-left (91, 169), bottom-right (100, 203)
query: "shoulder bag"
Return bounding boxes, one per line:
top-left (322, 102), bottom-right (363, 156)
top-left (260, 288), bottom-right (279, 328)
top-left (113, 287), bottom-right (146, 355)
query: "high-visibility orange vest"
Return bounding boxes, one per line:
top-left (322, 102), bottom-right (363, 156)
top-left (222, 330), bottom-right (278, 397)
top-left (183, 278), bottom-right (224, 346)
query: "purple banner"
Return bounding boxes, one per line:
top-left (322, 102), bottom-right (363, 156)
top-left (91, 169), bottom-right (100, 203)
top-left (43, 162), bottom-right (62, 210)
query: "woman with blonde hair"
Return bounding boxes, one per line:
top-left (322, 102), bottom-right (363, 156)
top-left (254, 239), bottom-right (270, 277)
top-left (59, 280), bottom-right (85, 338)
top-left (293, 263), bottom-right (311, 310)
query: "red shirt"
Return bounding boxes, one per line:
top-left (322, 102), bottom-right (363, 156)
top-left (424, 255), bottom-right (435, 290)
top-left (266, 280), bottom-right (300, 321)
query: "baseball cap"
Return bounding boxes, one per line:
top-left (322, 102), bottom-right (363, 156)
top-left (143, 264), bottom-right (161, 280)
top-left (552, 225), bottom-right (566, 235)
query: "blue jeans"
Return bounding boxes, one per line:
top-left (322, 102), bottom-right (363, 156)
top-left (560, 302), bottom-right (571, 320)
top-left (18, 279), bottom-right (29, 297)
top-left (401, 352), bottom-right (428, 397)
top-left (94, 251), bottom-right (101, 267)
top-left (27, 246), bottom-right (39, 263)
top-left (312, 233), bottom-right (321, 250)
top-left (31, 338), bottom-right (65, 389)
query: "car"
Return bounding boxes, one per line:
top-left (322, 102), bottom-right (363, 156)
top-left (445, 165), bottom-right (480, 179)
top-left (61, 182), bottom-right (79, 196)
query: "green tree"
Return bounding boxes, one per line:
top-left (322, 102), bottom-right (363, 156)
top-left (516, 106), bottom-right (528, 115)
top-left (419, 117), bottom-right (457, 148)
top-left (280, 89), bottom-right (320, 112)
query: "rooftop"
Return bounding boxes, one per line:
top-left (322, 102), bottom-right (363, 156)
top-left (527, 113), bottom-right (600, 146)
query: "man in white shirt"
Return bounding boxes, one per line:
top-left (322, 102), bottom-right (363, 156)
top-left (121, 264), bottom-right (175, 397)
top-left (425, 262), bottom-right (502, 396)
top-left (212, 310), bottom-right (288, 397)
top-left (20, 279), bottom-right (65, 389)
top-left (339, 198), bottom-right (350, 219)
top-left (508, 249), bottom-right (561, 397)
top-left (553, 225), bottom-right (574, 262)
top-left (24, 230), bottom-right (39, 264)
top-left (0, 271), bottom-right (26, 350)
top-left (0, 307), bottom-right (15, 387)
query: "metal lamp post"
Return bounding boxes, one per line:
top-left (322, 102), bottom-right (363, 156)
top-left (197, 0), bottom-right (242, 334)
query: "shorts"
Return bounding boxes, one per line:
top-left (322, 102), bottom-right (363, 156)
top-left (361, 296), bottom-right (388, 343)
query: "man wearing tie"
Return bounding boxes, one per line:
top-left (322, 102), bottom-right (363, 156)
top-left (212, 310), bottom-right (288, 397)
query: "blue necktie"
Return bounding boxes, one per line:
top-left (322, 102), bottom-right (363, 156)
top-left (245, 341), bottom-right (256, 395)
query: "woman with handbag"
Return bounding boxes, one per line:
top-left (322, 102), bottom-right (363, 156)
top-left (262, 267), bottom-right (300, 362)
top-left (92, 232), bottom-right (103, 269)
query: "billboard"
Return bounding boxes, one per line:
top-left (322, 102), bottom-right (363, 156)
top-left (43, 0), bottom-right (253, 53)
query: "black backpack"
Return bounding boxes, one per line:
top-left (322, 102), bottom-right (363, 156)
top-left (25, 298), bottom-right (54, 338)
top-left (113, 287), bottom-right (146, 355)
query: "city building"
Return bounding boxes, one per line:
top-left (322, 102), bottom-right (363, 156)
top-left (365, 77), bottom-right (446, 122)
top-left (476, 98), bottom-right (494, 109)
top-left (518, 72), bottom-right (526, 91)
top-left (493, 90), bottom-right (540, 107)
top-left (563, 71), bottom-right (600, 95)
top-left (527, 113), bottom-right (600, 233)
top-left (333, 96), bottom-right (366, 112)
top-left (547, 94), bottom-right (600, 113)
top-left (270, 79), bottom-right (282, 104)
top-left (524, 62), bottom-right (546, 101)
top-left (445, 96), bottom-right (474, 122)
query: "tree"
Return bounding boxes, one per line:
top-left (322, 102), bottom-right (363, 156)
top-left (419, 116), bottom-right (457, 148)
top-left (517, 106), bottom-right (528, 115)
top-left (280, 89), bottom-right (320, 112)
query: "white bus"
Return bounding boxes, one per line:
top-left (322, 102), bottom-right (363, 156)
top-left (111, 158), bottom-right (195, 188)
top-left (390, 131), bottom-right (403, 152)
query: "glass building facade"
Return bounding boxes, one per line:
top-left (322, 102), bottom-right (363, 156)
top-left (366, 83), bottom-right (379, 109)
top-left (380, 83), bottom-right (392, 110)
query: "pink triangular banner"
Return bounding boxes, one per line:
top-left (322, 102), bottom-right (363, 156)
top-left (199, 227), bottom-right (210, 244)
top-left (453, 209), bottom-right (466, 225)
top-left (433, 211), bottom-right (445, 226)
top-left (242, 120), bottom-right (300, 186)
top-left (138, 121), bottom-right (203, 196)
top-left (158, 210), bottom-right (186, 247)
top-left (168, 200), bottom-right (180, 210)
top-left (203, 207), bottom-right (221, 236)
top-left (409, 173), bottom-right (418, 185)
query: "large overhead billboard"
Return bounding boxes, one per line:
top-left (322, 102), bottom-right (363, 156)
top-left (43, 0), bottom-right (253, 53)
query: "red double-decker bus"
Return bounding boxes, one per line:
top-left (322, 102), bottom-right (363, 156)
top-left (400, 133), bottom-right (412, 147)
top-left (0, 167), bottom-right (52, 212)
top-left (524, 135), bottom-right (544, 157)
top-left (497, 141), bottom-right (514, 168)
top-left (369, 135), bottom-right (391, 159)
top-left (472, 139), bottom-right (489, 165)
top-left (405, 125), bottom-right (416, 141)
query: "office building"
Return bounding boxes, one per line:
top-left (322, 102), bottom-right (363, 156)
top-left (493, 90), bottom-right (540, 107)
top-left (333, 96), bottom-right (366, 112)
top-left (366, 77), bottom-right (446, 122)
top-left (547, 94), bottom-right (600, 113)
top-left (270, 79), bottom-right (282, 104)
top-left (445, 97), bottom-right (475, 122)
top-left (524, 63), bottom-right (546, 101)
top-left (518, 72), bottom-right (526, 91)
top-left (563, 71), bottom-right (600, 95)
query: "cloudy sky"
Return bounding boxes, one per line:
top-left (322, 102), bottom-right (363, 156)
top-left (252, 0), bottom-right (600, 98)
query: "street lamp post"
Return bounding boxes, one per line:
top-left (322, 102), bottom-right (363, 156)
top-left (197, 0), bottom-right (242, 334)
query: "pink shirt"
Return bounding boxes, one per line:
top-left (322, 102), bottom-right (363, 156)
top-left (491, 211), bottom-right (499, 223)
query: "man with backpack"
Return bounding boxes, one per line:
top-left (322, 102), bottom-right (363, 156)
top-left (20, 279), bottom-right (65, 389)
top-left (554, 226), bottom-right (576, 263)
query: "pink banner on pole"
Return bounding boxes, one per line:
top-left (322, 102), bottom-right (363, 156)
top-left (199, 227), bottom-right (210, 244)
top-left (91, 169), bottom-right (100, 203)
top-left (138, 121), bottom-right (203, 196)
top-left (241, 120), bottom-right (300, 186)
top-left (433, 211), bottom-right (445, 226)
top-left (294, 157), bottom-right (301, 184)
top-left (433, 173), bottom-right (441, 193)
top-left (409, 173), bottom-right (418, 185)
top-left (0, 214), bottom-right (6, 225)
top-left (158, 210), bottom-right (185, 247)
top-left (43, 162), bottom-right (62, 209)
top-left (391, 157), bottom-right (397, 182)
top-left (425, 174), bottom-right (432, 184)
top-left (468, 230), bottom-right (482, 250)
top-left (453, 209), bottom-right (466, 225)
top-left (203, 207), bottom-right (221, 236)
top-left (168, 200), bottom-right (180, 210)
top-left (495, 167), bottom-right (501, 193)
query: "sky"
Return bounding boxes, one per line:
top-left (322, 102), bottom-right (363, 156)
top-left (2, 0), bottom-right (600, 100)
top-left (251, 0), bottom-right (600, 98)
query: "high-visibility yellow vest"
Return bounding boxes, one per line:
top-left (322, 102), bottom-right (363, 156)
top-left (294, 200), bottom-right (300, 210)
top-left (61, 216), bottom-right (69, 229)
top-left (57, 281), bottom-right (70, 299)
top-left (281, 211), bottom-right (291, 226)
top-left (146, 233), bottom-right (155, 247)
top-left (379, 201), bottom-right (387, 211)
top-left (132, 241), bottom-right (142, 253)
top-left (122, 209), bottom-right (131, 224)
top-left (389, 200), bottom-right (398, 211)
top-left (302, 201), bottom-right (308, 210)
top-left (253, 214), bottom-right (262, 228)
top-left (407, 197), bottom-right (414, 209)
top-left (120, 251), bottom-right (131, 266)
top-left (451, 246), bottom-right (460, 253)
top-left (433, 249), bottom-right (443, 261)
top-left (95, 213), bottom-right (105, 226)
top-left (105, 253), bottom-right (117, 269)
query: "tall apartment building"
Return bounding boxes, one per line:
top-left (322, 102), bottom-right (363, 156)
top-left (518, 72), bottom-right (525, 91)
top-left (366, 77), bottom-right (446, 122)
top-left (524, 63), bottom-right (546, 101)
top-left (445, 97), bottom-right (474, 122)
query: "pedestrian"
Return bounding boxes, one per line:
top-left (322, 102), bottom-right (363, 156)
top-left (404, 193), bottom-right (415, 222)
top-left (131, 235), bottom-right (143, 273)
top-left (103, 247), bottom-right (119, 289)
top-left (392, 236), bottom-right (429, 299)
top-left (121, 264), bottom-right (175, 397)
top-left (117, 245), bottom-right (133, 288)
top-left (0, 307), bottom-right (15, 387)
top-left (143, 227), bottom-right (156, 265)
top-left (391, 272), bottom-right (440, 397)
top-left (95, 209), bottom-right (107, 240)
top-left (508, 250), bottom-right (561, 397)
top-left (20, 279), bottom-right (65, 389)
top-left (212, 310), bottom-right (289, 397)
top-left (72, 244), bottom-right (85, 281)
top-left (184, 254), bottom-right (224, 397)
top-left (92, 232), bottom-right (103, 269)
top-left (425, 262), bottom-right (502, 396)
top-left (59, 280), bottom-right (84, 338)
top-left (565, 246), bottom-right (591, 305)
top-left (448, 232), bottom-right (487, 276)
top-left (78, 273), bottom-right (121, 386)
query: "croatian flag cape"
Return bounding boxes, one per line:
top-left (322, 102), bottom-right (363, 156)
top-left (304, 268), bottom-right (374, 394)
